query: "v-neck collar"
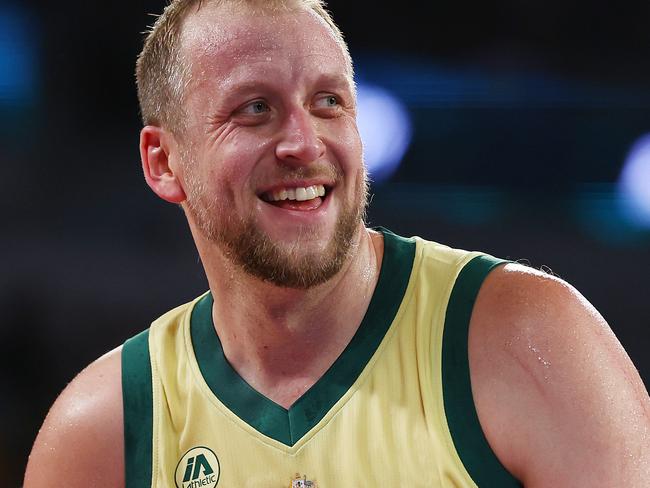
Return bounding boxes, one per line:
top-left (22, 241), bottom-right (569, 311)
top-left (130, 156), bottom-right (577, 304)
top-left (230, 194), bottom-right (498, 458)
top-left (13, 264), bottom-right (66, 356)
top-left (190, 228), bottom-right (416, 446)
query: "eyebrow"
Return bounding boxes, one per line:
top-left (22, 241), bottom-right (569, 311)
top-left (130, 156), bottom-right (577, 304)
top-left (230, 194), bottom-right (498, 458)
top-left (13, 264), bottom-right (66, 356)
top-left (213, 71), bottom-right (354, 106)
top-left (224, 72), bottom-right (353, 94)
top-left (312, 72), bottom-right (354, 89)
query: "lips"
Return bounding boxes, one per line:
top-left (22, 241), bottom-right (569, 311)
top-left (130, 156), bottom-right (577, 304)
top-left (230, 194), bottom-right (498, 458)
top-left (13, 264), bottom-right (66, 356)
top-left (259, 184), bottom-right (331, 211)
top-left (261, 184), bottom-right (326, 203)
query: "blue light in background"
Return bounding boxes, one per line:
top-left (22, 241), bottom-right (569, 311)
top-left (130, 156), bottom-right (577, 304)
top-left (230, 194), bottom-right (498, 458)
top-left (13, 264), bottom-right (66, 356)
top-left (618, 134), bottom-right (650, 228)
top-left (355, 52), bottom-right (650, 109)
top-left (0, 5), bottom-right (37, 106)
top-left (356, 82), bottom-right (412, 183)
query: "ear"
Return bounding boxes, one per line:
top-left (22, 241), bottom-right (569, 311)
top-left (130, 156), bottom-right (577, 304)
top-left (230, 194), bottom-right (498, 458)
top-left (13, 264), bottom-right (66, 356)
top-left (140, 126), bottom-right (187, 204)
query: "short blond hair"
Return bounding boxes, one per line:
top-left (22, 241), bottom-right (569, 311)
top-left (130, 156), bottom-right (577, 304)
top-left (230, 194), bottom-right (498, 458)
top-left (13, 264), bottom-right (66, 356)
top-left (135, 0), bottom-right (352, 133)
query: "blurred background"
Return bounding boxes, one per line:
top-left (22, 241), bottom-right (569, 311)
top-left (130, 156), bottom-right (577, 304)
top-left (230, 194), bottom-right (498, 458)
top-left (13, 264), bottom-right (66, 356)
top-left (1, 0), bottom-right (649, 484)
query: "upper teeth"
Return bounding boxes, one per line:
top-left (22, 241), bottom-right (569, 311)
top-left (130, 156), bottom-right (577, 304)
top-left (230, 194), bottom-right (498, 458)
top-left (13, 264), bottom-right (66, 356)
top-left (265, 185), bottom-right (326, 202)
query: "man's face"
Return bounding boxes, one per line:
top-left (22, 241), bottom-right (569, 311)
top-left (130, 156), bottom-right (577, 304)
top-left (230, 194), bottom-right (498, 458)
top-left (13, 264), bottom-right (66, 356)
top-left (176, 4), bottom-right (367, 288)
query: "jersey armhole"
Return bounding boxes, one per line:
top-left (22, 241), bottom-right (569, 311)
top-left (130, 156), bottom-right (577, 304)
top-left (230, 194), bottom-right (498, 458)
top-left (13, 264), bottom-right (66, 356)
top-left (122, 329), bottom-right (153, 488)
top-left (441, 255), bottom-right (523, 487)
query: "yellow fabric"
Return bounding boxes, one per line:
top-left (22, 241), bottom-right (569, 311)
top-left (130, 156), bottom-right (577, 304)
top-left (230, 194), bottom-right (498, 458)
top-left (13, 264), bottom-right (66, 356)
top-left (147, 237), bottom-right (482, 487)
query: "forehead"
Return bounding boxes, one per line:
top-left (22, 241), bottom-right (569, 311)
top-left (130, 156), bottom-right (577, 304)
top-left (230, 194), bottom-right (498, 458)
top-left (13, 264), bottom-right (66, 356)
top-left (179, 3), bottom-right (351, 85)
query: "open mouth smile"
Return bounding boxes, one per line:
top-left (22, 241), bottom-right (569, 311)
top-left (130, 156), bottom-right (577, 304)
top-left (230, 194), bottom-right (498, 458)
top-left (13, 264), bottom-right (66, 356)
top-left (260, 184), bottom-right (330, 211)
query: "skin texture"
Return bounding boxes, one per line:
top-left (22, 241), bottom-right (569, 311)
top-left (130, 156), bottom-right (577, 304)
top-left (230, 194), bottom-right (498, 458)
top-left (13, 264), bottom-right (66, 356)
top-left (162, 4), bottom-right (377, 406)
top-left (24, 348), bottom-right (125, 487)
top-left (176, 4), bottom-right (368, 289)
top-left (24, 4), bottom-right (650, 487)
top-left (470, 264), bottom-right (650, 486)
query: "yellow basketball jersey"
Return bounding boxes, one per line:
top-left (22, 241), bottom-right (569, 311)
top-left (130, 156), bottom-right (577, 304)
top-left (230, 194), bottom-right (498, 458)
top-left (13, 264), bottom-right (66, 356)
top-left (122, 229), bottom-right (522, 487)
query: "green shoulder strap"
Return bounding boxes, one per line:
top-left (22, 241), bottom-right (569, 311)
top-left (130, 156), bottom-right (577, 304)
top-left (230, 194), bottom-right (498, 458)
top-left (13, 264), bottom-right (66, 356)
top-left (442, 255), bottom-right (523, 487)
top-left (122, 329), bottom-right (154, 488)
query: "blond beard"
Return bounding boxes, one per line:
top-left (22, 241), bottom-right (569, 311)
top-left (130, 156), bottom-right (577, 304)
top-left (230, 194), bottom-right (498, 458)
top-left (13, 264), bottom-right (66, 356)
top-left (182, 155), bottom-right (369, 289)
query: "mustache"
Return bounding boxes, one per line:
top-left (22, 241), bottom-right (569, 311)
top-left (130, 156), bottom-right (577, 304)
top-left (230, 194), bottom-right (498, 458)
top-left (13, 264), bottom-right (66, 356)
top-left (263, 163), bottom-right (343, 184)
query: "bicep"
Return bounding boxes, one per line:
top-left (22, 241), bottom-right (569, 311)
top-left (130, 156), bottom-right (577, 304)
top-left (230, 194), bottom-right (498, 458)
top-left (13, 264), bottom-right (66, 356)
top-left (24, 347), bottom-right (125, 488)
top-left (470, 265), bottom-right (650, 487)
top-left (520, 308), bottom-right (650, 486)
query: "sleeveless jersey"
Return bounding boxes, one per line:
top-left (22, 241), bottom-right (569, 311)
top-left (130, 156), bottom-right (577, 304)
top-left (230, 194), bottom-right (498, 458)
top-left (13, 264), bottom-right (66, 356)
top-left (122, 229), bottom-right (522, 487)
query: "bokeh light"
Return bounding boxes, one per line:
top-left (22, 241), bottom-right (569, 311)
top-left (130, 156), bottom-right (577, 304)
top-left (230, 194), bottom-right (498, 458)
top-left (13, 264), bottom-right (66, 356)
top-left (0, 5), bottom-right (37, 107)
top-left (618, 133), bottom-right (650, 228)
top-left (356, 82), bottom-right (412, 184)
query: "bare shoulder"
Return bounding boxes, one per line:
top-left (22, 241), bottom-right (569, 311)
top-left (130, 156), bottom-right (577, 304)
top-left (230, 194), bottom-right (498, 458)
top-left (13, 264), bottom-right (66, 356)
top-left (24, 346), bottom-right (125, 488)
top-left (468, 263), bottom-right (650, 486)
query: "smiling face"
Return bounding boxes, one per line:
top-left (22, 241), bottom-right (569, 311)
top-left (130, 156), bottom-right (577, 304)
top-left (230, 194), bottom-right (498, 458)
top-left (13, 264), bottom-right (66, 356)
top-left (175, 3), bottom-right (367, 288)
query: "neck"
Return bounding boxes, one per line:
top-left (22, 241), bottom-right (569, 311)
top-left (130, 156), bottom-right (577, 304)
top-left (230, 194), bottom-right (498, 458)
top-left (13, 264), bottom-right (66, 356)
top-left (194, 225), bottom-right (384, 408)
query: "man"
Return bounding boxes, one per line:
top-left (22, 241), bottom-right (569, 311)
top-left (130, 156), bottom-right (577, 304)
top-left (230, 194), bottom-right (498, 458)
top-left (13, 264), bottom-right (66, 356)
top-left (25, 0), bottom-right (650, 486)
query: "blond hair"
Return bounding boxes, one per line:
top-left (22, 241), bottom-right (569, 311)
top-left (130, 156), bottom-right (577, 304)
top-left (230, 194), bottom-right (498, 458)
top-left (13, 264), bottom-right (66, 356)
top-left (135, 0), bottom-right (351, 133)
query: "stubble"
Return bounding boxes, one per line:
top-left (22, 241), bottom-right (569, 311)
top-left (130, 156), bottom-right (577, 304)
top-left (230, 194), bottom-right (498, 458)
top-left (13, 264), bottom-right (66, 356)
top-left (182, 153), bottom-right (369, 289)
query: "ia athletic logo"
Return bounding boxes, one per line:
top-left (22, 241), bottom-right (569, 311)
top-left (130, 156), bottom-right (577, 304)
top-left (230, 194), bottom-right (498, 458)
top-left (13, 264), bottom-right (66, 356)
top-left (289, 474), bottom-right (317, 488)
top-left (175, 447), bottom-right (221, 488)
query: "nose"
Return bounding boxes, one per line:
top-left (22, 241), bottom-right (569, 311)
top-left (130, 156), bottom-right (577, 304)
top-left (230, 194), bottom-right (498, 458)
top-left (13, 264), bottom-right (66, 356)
top-left (275, 110), bottom-right (325, 165)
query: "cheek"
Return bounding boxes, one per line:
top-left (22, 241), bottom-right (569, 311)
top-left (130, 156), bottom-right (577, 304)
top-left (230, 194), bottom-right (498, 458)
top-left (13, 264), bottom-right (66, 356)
top-left (219, 128), bottom-right (273, 176)
top-left (205, 130), bottom-right (273, 202)
top-left (229, 127), bottom-right (273, 155)
top-left (326, 119), bottom-right (364, 170)
top-left (203, 162), bottom-right (240, 208)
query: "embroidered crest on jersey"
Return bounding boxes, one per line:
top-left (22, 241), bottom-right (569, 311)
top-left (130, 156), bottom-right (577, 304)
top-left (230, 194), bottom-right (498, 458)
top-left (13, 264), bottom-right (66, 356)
top-left (289, 474), bottom-right (317, 488)
top-left (175, 447), bottom-right (221, 488)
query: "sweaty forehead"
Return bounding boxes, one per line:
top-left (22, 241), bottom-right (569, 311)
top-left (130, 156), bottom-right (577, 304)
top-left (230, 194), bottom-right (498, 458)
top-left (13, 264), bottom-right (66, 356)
top-left (179, 3), bottom-right (349, 77)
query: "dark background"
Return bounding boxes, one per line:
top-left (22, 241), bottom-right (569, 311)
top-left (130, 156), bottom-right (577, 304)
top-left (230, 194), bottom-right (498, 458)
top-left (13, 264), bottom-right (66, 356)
top-left (1, 1), bottom-right (649, 485)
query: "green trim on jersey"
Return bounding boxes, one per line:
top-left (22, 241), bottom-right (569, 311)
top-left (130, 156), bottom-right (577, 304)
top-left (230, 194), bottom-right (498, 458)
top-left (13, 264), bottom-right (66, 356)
top-left (191, 228), bottom-right (416, 446)
top-left (442, 255), bottom-right (523, 487)
top-left (122, 329), bottom-right (154, 488)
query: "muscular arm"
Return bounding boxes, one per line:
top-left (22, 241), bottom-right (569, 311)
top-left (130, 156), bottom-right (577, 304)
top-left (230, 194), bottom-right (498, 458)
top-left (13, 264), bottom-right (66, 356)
top-left (469, 264), bottom-right (650, 486)
top-left (24, 347), bottom-right (125, 488)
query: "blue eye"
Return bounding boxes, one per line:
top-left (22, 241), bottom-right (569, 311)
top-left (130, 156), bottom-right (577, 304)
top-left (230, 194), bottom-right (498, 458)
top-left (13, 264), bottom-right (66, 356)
top-left (243, 100), bottom-right (270, 114)
top-left (314, 94), bottom-right (341, 111)
top-left (253, 101), bottom-right (269, 113)
top-left (325, 96), bottom-right (338, 106)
